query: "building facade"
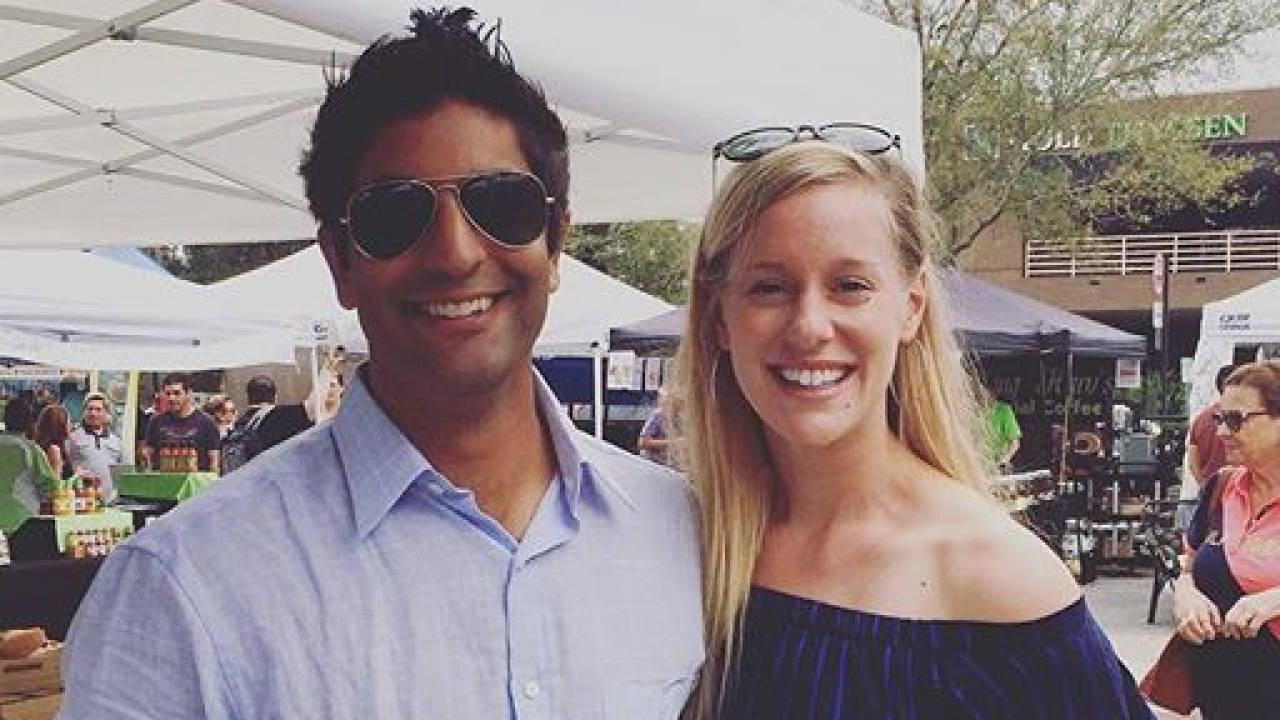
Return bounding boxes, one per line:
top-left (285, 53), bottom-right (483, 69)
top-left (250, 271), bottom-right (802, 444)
top-left (961, 86), bottom-right (1280, 366)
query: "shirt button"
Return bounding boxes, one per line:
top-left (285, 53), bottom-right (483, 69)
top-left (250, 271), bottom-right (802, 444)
top-left (522, 680), bottom-right (541, 699)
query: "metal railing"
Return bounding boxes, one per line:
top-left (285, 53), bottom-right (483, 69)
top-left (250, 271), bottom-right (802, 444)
top-left (1025, 229), bottom-right (1280, 277)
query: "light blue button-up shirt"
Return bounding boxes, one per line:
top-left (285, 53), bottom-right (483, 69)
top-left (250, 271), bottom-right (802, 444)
top-left (59, 369), bottom-right (702, 720)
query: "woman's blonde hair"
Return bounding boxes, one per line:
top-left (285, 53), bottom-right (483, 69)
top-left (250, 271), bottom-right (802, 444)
top-left (674, 142), bottom-right (993, 718)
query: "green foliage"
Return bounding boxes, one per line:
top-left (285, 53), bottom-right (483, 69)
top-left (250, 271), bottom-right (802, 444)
top-left (851, 0), bottom-right (1280, 259)
top-left (142, 240), bottom-right (314, 285)
top-left (565, 220), bottom-right (697, 304)
top-left (1115, 367), bottom-right (1188, 418)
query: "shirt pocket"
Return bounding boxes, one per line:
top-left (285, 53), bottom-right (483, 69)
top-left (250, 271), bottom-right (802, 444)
top-left (603, 667), bottom-right (696, 720)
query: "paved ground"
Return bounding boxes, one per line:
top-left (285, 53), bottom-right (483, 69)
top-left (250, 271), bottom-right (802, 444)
top-left (1084, 569), bottom-right (1196, 720)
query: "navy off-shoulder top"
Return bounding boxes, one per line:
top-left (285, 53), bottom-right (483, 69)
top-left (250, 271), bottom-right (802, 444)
top-left (721, 586), bottom-right (1155, 720)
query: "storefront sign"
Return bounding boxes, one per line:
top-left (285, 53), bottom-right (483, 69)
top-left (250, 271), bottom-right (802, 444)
top-left (1108, 113), bottom-right (1249, 146)
top-left (1217, 312), bottom-right (1252, 332)
top-left (973, 111), bottom-right (1252, 155)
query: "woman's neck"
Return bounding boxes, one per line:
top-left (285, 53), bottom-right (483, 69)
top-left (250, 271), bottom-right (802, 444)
top-left (769, 422), bottom-right (926, 527)
top-left (1249, 461), bottom-right (1280, 505)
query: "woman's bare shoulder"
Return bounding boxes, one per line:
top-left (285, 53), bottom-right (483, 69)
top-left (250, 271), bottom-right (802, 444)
top-left (928, 485), bottom-right (1081, 623)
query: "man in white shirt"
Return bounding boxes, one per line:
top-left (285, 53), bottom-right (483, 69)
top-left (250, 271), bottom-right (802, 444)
top-left (67, 392), bottom-right (124, 501)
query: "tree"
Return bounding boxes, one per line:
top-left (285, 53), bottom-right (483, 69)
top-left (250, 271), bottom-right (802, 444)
top-left (143, 240), bottom-right (313, 285)
top-left (566, 220), bottom-right (697, 304)
top-left (851, 0), bottom-right (1280, 258)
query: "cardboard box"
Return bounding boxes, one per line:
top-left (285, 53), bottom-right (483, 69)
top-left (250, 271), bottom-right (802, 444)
top-left (0, 643), bottom-right (61, 697)
top-left (0, 692), bottom-right (62, 720)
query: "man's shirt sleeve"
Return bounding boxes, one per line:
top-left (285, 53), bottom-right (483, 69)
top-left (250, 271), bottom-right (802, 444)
top-left (58, 544), bottom-right (235, 720)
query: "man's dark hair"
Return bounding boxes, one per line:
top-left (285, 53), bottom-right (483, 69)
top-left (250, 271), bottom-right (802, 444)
top-left (1215, 364), bottom-right (1238, 394)
top-left (161, 373), bottom-right (192, 391)
top-left (246, 375), bottom-right (278, 405)
top-left (300, 6), bottom-right (569, 264)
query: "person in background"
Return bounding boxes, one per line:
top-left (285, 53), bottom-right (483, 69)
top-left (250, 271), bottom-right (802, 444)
top-left (983, 380), bottom-right (1022, 472)
top-left (2, 389), bottom-right (35, 437)
top-left (202, 395), bottom-right (237, 440)
top-left (676, 138), bottom-right (1152, 719)
top-left (139, 372), bottom-right (221, 474)
top-left (305, 366), bottom-right (346, 424)
top-left (67, 392), bottom-right (125, 502)
top-left (1179, 364), bottom-right (1239, 538)
top-left (1172, 360), bottom-right (1280, 720)
top-left (134, 388), bottom-right (168, 459)
top-left (32, 383), bottom-right (55, 419)
top-left (237, 375), bottom-right (312, 455)
top-left (637, 387), bottom-right (676, 467)
top-left (1187, 365), bottom-right (1239, 485)
top-left (59, 8), bottom-right (700, 719)
top-left (31, 403), bottom-right (73, 480)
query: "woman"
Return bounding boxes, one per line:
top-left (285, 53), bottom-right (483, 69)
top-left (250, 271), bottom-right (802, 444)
top-left (32, 403), bottom-right (73, 480)
top-left (1173, 360), bottom-right (1280, 719)
top-left (676, 138), bottom-right (1152, 719)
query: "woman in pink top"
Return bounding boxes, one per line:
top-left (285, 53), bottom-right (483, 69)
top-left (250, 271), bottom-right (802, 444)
top-left (1174, 360), bottom-right (1280, 720)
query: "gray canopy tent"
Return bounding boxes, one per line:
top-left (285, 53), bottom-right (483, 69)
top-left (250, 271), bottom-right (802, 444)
top-left (610, 271), bottom-right (1146, 357)
top-left (610, 271), bottom-right (1146, 478)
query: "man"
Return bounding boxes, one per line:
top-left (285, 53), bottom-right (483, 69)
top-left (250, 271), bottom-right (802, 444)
top-left (984, 381), bottom-right (1022, 472)
top-left (139, 373), bottom-right (221, 474)
top-left (1187, 364), bottom-right (1238, 486)
top-left (67, 392), bottom-right (125, 501)
top-left (221, 375), bottom-right (313, 474)
top-left (59, 9), bottom-right (701, 719)
top-left (1179, 364), bottom-right (1238, 533)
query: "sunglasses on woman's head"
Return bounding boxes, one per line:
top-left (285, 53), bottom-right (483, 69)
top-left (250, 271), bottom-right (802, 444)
top-left (713, 123), bottom-right (901, 163)
top-left (339, 170), bottom-right (554, 260)
top-left (1212, 409), bottom-right (1272, 432)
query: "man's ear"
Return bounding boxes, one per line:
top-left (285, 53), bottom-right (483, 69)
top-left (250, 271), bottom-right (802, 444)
top-left (318, 226), bottom-right (357, 310)
top-left (547, 209), bottom-right (570, 293)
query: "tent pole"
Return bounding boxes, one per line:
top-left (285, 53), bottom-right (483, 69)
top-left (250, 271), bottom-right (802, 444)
top-left (592, 343), bottom-right (604, 439)
top-left (309, 344), bottom-right (320, 403)
top-left (1058, 351), bottom-right (1074, 489)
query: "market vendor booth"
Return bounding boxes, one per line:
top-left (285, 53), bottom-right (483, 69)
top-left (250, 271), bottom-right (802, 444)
top-left (0, 431), bottom-right (218, 647)
top-left (612, 271), bottom-right (1155, 578)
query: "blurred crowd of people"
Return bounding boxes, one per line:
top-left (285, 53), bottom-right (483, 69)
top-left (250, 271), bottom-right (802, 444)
top-left (0, 350), bottom-right (349, 492)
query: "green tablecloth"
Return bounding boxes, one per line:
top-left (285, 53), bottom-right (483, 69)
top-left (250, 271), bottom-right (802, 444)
top-left (35, 508), bottom-right (134, 553)
top-left (117, 472), bottom-right (218, 502)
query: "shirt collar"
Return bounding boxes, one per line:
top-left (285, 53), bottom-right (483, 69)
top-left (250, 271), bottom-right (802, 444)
top-left (79, 423), bottom-right (112, 438)
top-left (334, 365), bottom-right (621, 540)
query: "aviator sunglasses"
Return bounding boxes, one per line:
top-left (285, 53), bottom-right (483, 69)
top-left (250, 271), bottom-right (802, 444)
top-left (714, 123), bottom-right (901, 163)
top-left (711, 123), bottom-right (902, 189)
top-left (1212, 409), bottom-right (1274, 433)
top-left (339, 170), bottom-right (555, 259)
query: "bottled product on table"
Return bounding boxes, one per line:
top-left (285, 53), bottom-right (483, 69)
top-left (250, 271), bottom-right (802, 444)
top-left (52, 483), bottom-right (74, 516)
top-left (64, 526), bottom-right (132, 558)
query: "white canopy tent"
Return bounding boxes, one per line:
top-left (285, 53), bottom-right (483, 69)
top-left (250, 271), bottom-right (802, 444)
top-left (0, 0), bottom-right (923, 248)
top-left (1189, 275), bottom-right (1280, 414)
top-left (205, 244), bottom-right (672, 357)
top-left (537, 255), bottom-right (673, 357)
top-left (204, 244), bottom-right (365, 352)
top-left (206, 244), bottom-right (671, 435)
top-left (0, 249), bottom-right (295, 370)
